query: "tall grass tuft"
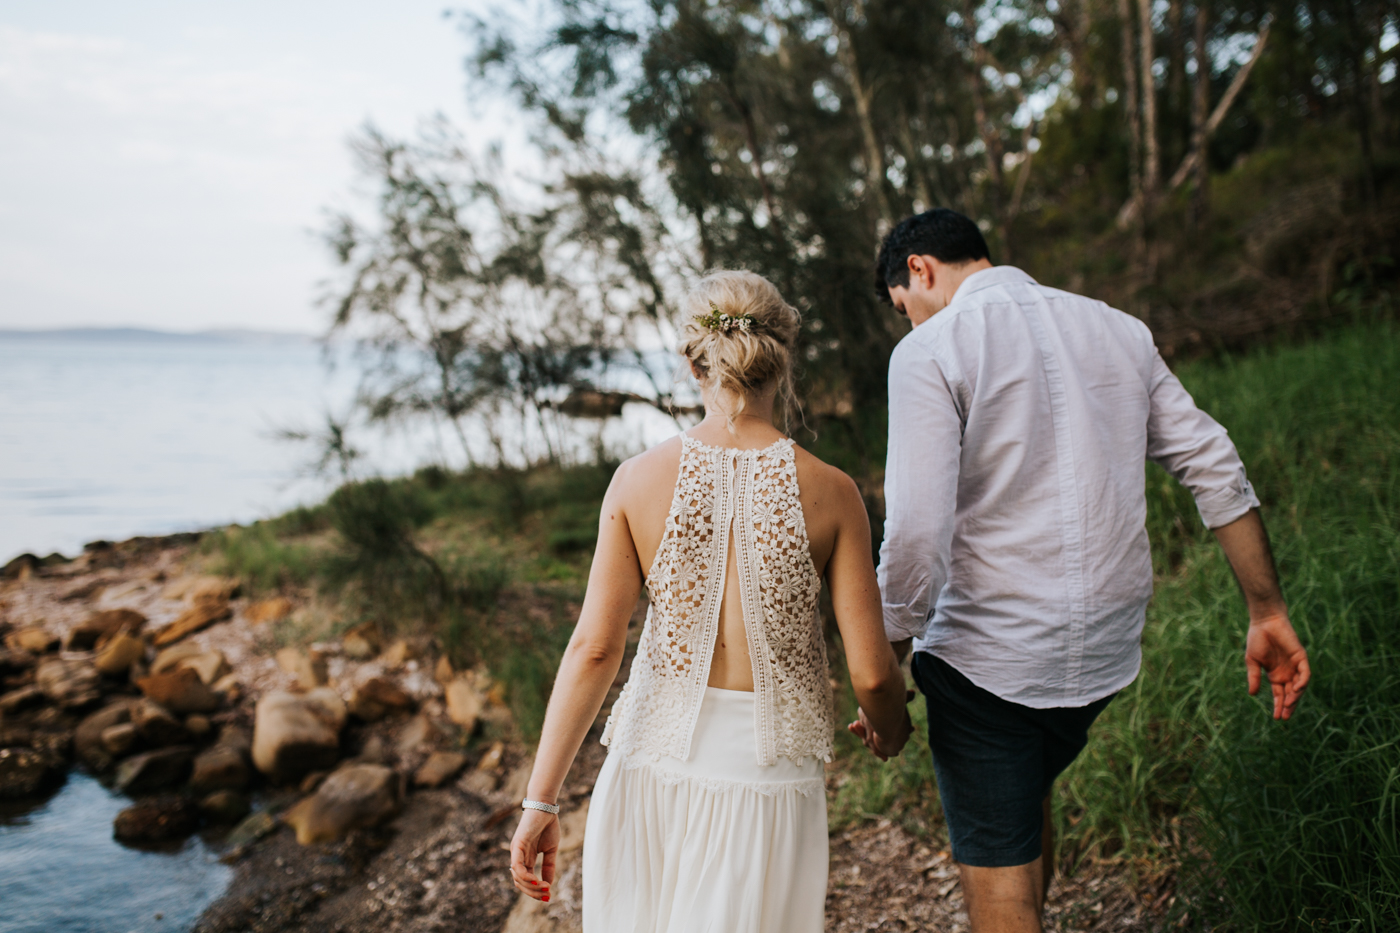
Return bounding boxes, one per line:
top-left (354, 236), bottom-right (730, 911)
top-left (201, 522), bottom-right (321, 594)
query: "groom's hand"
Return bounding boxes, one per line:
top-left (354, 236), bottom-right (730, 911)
top-left (1245, 611), bottom-right (1310, 720)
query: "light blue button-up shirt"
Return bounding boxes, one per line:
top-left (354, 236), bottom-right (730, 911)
top-left (877, 266), bottom-right (1259, 708)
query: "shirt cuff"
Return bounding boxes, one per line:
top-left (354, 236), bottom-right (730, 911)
top-left (1194, 468), bottom-right (1262, 529)
top-left (882, 602), bottom-right (927, 643)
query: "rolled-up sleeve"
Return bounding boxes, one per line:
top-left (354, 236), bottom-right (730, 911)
top-left (877, 340), bottom-right (963, 642)
top-left (1145, 352), bottom-right (1260, 528)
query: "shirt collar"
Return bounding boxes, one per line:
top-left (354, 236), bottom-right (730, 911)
top-left (950, 265), bottom-right (1037, 304)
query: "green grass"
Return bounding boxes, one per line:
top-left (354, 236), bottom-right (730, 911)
top-left (831, 313), bottom-right (1400, 930)
top-left (199, 459), bottom-right (610, 740)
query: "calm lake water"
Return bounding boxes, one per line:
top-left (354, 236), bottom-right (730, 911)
top-left (0, 331), bottom-right (355, 564)
top-left (0, 773), bottom-right (232, 933)
top-left (0, 330), bottom-right (682, 564)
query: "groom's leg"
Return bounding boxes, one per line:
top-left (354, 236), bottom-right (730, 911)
top-left (959, 859), bottom-right (1044, 933)
top-left (911, 652), bottom-right (1116, 932)
top-left (1041, 794), bottom-right (1054, 906)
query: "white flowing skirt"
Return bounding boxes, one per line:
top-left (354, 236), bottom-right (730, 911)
top-left (582, 687), bottom-right (828, 933)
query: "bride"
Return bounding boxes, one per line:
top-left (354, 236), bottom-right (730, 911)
top-left (509, 270), bottom-right (913, 932)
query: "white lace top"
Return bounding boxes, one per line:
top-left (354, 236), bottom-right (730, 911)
top-left (601, 435), bottom-right (835, 767)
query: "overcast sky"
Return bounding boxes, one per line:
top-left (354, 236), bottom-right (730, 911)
top-left (0, 1), bottom-right (507, 334)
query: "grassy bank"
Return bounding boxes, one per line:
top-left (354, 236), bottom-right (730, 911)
top-left (202, 463), bottom-right (613, 739)
top-left (201, 314), bottom-right (1397, 929)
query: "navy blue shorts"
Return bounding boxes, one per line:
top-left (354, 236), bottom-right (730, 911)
top-left (911, 652), bottom-right (1115, 867)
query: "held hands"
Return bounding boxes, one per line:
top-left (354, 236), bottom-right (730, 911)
top-left (847, 690), bottom-right (916, 761)
top-left (510, 808), bottom-right (560, 902)
top-left (1245, 612), bottom-right (1311, 720)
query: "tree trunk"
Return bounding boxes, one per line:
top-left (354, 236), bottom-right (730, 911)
top-left (1118, 0), bottom-right (1142, 206)
top-left (1189, 0), bottom-right (1210, 227)
top-left (828, 1), bottom-right (893, 224)
top-left (1168, 0), bottom-right (1186, 159)
top-left (1138, 0), bottom-right (1160, 205)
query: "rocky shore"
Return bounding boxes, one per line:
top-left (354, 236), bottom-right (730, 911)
top-left (1, 537), bottom-right (1168, 932)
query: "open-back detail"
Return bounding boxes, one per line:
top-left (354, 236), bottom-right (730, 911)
top-left (602, 435), bottom-right (835, 767)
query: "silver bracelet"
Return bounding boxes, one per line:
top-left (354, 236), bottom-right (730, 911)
top-left (522, 798), bottom-right (560, 815)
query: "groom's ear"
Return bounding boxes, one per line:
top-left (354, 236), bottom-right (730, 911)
top-left (906, 254), bottom-right (937, 291)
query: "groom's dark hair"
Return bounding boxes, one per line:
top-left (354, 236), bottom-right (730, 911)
top-left (874, 209), bottom-right (992, 305)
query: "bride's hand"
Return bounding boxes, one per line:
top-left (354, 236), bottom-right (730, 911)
top-left (847, 691), bottom-right (916, 760)
top-left (510, 808), bottom-right (561, 901)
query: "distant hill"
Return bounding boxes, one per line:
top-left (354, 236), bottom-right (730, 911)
top-left (0, 327), bottom-right (316, 345)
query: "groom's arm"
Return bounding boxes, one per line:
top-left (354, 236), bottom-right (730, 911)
top-left (1144, 351), bottom-right (1308, 718)
top-left (876, 340), bottom-right (963, 649)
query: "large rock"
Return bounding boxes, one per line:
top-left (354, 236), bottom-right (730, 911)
top-left (1, 553), bottom-right (41, 580)
top-left (0, 647), bottom-right (36, 674)
top-left (275, 647), bottom-right (327, 689)
top-left (75, 700), bottom-right (134, 771)
top-left (433, 655), bottom-right (454, 684)
top-left (212, 673), bottom-right (242, 704)
top-left (414, 751), bottom-right (468, 788)
top-left (341, 622), bottom-right (383, 661)
top-left (252, 689), bottom-right (346, 785)
top-left (347, 677), bottom-right (415, 722)
top-left (378, 639), bottom-right (417, 669)
top-left (94, 634), bottom-right (146, 676)
top-left (395, 713), bottom-right (442, 757)
top-left (0, 747), bottom-right (60, 798)
top-left (151, 643), bottom-right (203, 675)
top-left (101, 722), bottom-right (138, 756)
top-left (132, 700), bottom-right (191, 748)
top-left (6, 627), bottom-right (58, 654)
top-left (177, 650), bottom-right (230, 686)
top-left (136, 667), bottom-right (220, 714)
top-left (281, 764), bottom-right (401, 845)
top-left (185, 714), bottom-right (212, 740)
top-left (245, 597), bottom-right (292, 625)
top-left (0, 686), bottom-right (44, 714)
top-left (199, 790), bottom-right (251, 823)
top-left (190, 743), bottom-right (250, 794)
top-left (445, 677), bottom-right (484, 732)
top-left (163, 575), bottom-right (239, 603)
top-left (36, 658), bottom-right (102, 708)
top-left (226, 809), bottom-right (278, 847)
top-left (216, 724), bottom-right (253, 757)
top-left (113, 798), bottom-right (199, 845)
top-left (153, 598), bottom-right (231, 647)
top-left (114, 746), bottom-right (194, 794)
top-left (67, 609), bottom-right (147, 650)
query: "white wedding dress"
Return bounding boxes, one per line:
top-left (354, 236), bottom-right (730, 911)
top-left (583, 435), bottom-right (835, 933)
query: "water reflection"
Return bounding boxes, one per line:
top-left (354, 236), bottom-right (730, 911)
top-left (0, 773), bottom-right (230, 933)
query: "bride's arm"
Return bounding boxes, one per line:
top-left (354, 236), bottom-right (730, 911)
top-left (826, 475), bottom-right (913, 759)
top-left (510, 474), bottom-right (644, 901)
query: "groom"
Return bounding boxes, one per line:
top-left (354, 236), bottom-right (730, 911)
top-left (850, 209), bottom-right (1310, 933)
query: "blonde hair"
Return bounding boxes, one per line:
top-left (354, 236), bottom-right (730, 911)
top-left (678, 270), bottom-right (801, 431)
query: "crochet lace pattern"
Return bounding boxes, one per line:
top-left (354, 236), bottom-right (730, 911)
top-left (602, 436), bottom-right (835, 768)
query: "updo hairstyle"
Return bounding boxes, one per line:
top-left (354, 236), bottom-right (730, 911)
top-left (678, 270), bottom-right (801, 430)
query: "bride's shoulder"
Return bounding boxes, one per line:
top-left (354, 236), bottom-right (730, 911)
top-left (791, 444), bottom-right (864, 507)
top-left (607, 436), bottom-right (684, 500)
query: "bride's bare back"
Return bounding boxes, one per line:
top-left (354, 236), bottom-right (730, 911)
top-left (611, 417), bottom-right (864, 692)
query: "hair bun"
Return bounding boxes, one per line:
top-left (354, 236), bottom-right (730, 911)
top-left (678, 270), bottom-right (802, 429)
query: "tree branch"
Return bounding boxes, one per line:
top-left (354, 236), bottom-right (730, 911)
top-left (1117, 14), bottom-right (1272, 228)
